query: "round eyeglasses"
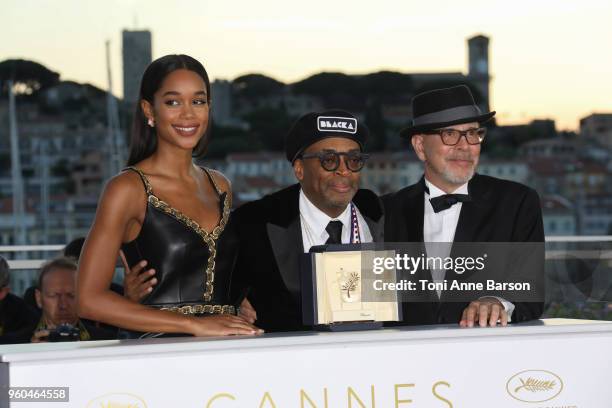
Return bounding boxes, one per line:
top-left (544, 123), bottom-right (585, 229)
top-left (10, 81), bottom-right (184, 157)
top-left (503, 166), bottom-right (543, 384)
top-left (425, 127), bottom-right (487, 146)
top-left (299, 151), bottom-right (370, 172)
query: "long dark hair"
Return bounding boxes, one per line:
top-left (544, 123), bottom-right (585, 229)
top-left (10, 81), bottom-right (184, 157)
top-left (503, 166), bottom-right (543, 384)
top-left (127, 54), bottom-right (212, 166)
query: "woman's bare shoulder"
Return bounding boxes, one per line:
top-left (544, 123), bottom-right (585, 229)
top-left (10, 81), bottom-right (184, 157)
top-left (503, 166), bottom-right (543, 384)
top-left (99, 170), bottom-right (148, 210)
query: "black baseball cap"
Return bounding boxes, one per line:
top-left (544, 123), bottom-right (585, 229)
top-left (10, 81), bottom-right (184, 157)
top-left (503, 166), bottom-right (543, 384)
top-left (285, 109), bottom-right (368, 162)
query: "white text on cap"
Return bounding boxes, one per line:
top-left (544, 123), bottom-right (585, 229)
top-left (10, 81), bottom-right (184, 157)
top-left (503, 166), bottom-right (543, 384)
top-left (316, 116), bottom-right (357, 134)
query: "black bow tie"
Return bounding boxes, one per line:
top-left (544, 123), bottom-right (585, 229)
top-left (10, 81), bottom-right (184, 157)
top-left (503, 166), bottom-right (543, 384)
top-left (425, 185), bottom-right (471, 213)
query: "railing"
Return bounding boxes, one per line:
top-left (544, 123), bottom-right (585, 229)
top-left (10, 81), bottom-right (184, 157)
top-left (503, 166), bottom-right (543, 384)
top-left (0, 244), bottom-right (124, 295)
top-left (0, 235), bottom-right (612, 271)
top-left (0, 245), bottom-right (65, 270)
top-left (2, 238), bottom-right (612, 321)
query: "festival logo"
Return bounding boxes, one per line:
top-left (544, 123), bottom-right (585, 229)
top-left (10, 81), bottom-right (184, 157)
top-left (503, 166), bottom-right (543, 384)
top-left (86, 392), bottom-right (147, 408)
top-left (506, 370), bottom-right (563, 403)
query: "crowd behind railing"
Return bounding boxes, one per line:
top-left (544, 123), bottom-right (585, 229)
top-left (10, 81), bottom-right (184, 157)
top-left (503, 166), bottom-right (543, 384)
top-left (1, 236), bottom-right (611, 344)
top-left (0, 238), bottom-right (121, 343)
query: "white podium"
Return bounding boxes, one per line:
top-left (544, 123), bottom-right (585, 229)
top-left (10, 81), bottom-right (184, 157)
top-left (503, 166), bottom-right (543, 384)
top-left (1, 318), bottom-right (611, 407)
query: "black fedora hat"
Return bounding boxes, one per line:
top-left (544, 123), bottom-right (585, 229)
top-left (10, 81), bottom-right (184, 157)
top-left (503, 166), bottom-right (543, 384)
top-left (400, 85), bottom-right (495, 138)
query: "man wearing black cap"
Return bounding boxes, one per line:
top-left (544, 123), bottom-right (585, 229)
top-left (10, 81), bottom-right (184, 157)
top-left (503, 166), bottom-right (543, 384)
top-left (383, 85), bottom-right (544, 327)
top-left (231, 110), bottom-right (385, 332)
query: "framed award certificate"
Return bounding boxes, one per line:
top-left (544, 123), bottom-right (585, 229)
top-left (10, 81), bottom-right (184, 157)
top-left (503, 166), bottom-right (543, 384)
top-left (301, 244), bottom-right (401, 328)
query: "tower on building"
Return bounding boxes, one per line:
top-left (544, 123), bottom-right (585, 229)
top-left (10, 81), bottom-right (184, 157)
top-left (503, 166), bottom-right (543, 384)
top-left (122, 30), bottom-right (152, 107)
top-left (211, 80), bottom-right (233, 126)
top-left (467, 34), bottom-right (491, 113)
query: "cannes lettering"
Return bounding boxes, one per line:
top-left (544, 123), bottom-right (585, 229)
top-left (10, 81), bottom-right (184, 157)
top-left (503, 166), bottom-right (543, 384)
top-left (204, 382), bottom-right (454, 407)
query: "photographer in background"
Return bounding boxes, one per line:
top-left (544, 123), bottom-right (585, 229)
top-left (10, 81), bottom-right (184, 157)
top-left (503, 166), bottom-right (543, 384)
top-left (0, 256), bottom-right (39, 343)
top-left (31, 257), bottom-right (114, 343)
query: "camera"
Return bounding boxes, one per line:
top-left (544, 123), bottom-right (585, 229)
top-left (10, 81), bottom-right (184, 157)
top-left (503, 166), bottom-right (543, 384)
top-left (48, 323), bottom-right (80, 342)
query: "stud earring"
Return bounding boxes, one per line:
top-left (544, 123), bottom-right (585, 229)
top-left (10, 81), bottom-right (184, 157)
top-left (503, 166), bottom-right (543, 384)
top-left (147, 118), bottom-right (155, 127)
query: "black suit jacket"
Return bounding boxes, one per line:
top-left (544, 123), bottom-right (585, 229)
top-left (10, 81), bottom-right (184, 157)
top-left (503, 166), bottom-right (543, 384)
top-left (0, 293), bottom-right (39, 343)
top-left (382, 174), bottom-right (544, 325)
top-left (231, 183), bottom-right (385, 332)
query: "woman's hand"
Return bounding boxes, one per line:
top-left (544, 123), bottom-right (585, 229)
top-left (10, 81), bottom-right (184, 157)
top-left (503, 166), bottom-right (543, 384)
top-left (188, 314), bottom-right (263, 337)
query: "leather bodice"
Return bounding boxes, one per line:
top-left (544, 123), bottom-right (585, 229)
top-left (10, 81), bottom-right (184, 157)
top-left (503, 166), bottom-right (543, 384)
top-left (121, 166), bottom-right (238, 314)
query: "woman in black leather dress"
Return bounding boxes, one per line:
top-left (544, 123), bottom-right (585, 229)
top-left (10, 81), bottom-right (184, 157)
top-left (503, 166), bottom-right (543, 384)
top-left (77, 55), bottom-right (260, 337)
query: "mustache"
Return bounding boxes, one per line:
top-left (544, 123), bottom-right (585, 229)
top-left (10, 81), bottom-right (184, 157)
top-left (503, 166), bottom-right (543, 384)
top-left (326, 177), bottom-right (358, 188)
top-left (446, 153), bottom-right (475, 162)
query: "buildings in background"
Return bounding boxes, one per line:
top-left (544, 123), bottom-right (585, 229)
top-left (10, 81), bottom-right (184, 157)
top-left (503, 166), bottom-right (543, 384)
top-left (541, 195), bottom-right (577, 236)
top-left (467, 35), bottom-right (491, 113)
top-left (0, 95), bottom-right (106, 245)
top-left (122, 29), bottom-right (152, 107)
top-left (1, 27), bottom-right (612, 256)
top-left (212, 34), bottom-right (492, 150)
top-left (580, 113), bottom-right (612, 149)
top-left (216, 130), bottom-right (612, 237)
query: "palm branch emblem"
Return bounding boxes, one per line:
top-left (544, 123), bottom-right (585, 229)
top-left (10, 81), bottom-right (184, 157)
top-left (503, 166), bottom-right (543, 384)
top-left (340, 272), bottom-right (360, 299)
top-left (514, 378), bottom-right (556, 393)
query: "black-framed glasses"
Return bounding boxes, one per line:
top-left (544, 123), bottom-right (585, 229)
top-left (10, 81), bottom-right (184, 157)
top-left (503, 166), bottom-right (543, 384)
top-left (425, 127), bottom-right (487, 146)
top-left (300, 150), bottom-right (370, 172)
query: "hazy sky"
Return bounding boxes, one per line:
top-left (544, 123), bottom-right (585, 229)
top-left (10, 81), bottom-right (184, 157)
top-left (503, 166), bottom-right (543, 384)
top-left (3, 0), bottom-right (611, 130)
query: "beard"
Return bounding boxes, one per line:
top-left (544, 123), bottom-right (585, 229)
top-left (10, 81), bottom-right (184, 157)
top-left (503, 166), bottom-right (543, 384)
top-left (441, 164), bottom-right (475, 184)
top-left (322, 176), bottom-right (359, 209)
top-left (433, 151), bottom-right (478, 185)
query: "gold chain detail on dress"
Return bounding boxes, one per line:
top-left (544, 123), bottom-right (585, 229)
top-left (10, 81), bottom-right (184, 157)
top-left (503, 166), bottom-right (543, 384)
top-left (159, 304), bottom-right (236, 315)
top-left (126, 166), bottom-right (231, 302)
top-left (147, 192), bottom-right (230, 302)
top-left (126, 166), bottom-right (153, 194)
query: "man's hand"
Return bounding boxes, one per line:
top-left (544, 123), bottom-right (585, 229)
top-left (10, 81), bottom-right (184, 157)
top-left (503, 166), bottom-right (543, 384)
top-left (120, 251), bottom-right (157, 302)
top-left (460, 298), bottom-right (508, 327)
top-left (31, 329), bottom-right (50, 343)
top-left (238, 298), bottom-right (257, 324)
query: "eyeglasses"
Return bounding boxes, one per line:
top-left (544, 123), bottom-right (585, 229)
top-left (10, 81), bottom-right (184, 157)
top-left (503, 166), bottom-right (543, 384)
top-left (300, 150), bottom-right (370, 172)
top-left (425, 127), bottom-right (487, 146)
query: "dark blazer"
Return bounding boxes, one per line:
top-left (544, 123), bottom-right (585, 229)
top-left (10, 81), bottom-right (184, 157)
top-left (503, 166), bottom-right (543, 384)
top-left (231, 183), bottom-right (385, 332)
top-left (382, 174), bottom-right (545, 325)
top-left (0, 293), bottom-right (39, 341)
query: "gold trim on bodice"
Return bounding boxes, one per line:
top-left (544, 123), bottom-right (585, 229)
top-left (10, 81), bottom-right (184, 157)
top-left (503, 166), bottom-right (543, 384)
top-left (125, 166), bottom-right (231, 302)
top-left (159, 304), bottom-right (236, 316)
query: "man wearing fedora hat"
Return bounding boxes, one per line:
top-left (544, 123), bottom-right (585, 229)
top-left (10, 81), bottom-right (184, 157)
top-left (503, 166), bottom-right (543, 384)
top-left (383, 85), bottom-right (544, 327)
top-left (229, 110), bottom-right (385, 332)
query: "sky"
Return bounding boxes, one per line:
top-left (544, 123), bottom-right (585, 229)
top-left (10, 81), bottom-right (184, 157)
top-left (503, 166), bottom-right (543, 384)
top-left (2, 0), bottom-right (611, 131)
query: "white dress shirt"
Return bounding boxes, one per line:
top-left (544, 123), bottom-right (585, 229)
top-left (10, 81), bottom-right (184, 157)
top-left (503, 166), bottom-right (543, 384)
top-left (423, 178), bottom-right (515, 320)
top-left (299, 189), bottom-right (373, 253)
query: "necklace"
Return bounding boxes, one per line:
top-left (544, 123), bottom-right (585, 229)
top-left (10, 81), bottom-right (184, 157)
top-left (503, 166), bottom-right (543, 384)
top-left (350, 203), bottom-right (361, 244)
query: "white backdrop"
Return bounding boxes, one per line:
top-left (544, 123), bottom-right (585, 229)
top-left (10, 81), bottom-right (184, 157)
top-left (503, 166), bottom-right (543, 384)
top-left (2, 319), bottom-right (611, 407)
